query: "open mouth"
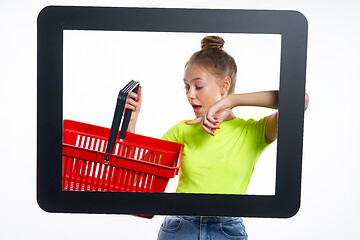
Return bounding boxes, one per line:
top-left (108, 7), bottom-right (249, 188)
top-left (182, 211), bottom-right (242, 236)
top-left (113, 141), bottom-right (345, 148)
top-left (192, 104), bottom-right (202, 113)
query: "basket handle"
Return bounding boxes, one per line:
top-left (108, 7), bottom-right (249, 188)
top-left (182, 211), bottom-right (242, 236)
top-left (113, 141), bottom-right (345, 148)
top-left (105, 80), bottom-right (140, 161)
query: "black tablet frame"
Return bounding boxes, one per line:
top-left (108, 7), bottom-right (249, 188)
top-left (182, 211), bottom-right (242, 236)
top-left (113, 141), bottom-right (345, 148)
top-left (37, 6), bottom-right (308, 218)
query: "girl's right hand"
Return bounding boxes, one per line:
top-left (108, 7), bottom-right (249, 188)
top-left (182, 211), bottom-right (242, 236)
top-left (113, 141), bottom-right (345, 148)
top-left (186, 94), bottom-right (233, 136)
top-left (125, 86), bottom-right (142, 133)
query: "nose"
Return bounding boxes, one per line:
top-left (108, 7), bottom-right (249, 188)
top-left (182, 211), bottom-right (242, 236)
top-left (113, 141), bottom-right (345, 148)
top-left (187, 88), bottom-right (196, 101)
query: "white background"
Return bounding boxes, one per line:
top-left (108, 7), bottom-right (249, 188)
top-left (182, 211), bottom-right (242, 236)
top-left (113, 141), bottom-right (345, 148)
top-left (1, 0), bottom-right (359, 239)
top-left (63, 30), bottom-right (280, 195)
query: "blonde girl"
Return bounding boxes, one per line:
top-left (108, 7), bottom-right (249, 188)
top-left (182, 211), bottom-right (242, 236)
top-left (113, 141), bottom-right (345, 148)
top-left (125, 36), bottom-right (309, 240)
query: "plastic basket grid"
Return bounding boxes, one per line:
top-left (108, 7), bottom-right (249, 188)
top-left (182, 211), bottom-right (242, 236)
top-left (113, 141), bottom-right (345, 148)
top-left (62, 120), bottom-right (182, 193)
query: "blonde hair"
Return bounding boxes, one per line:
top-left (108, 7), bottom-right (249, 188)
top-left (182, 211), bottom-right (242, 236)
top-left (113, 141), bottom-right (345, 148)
top-left (185, 36), bottom-right (237, 94)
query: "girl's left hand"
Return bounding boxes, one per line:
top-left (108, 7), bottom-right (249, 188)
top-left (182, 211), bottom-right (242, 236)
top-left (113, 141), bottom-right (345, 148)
top-left (186, 95), bottom-right (233, 136)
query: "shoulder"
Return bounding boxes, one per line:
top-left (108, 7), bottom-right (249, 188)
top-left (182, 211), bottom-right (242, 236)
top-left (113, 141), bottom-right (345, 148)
top-left (226, 117), bottom-right (262, 128)
top-left (161, 119), bottom-right (193, 143)
top-left (242, 116), bottom-right (270, 127)
top-left (166, 119), bottom-right (191, 130)
top-left (233, 116), bottom-right (270, 141)
top-left (220, 116), bottom-right (269, 129)
top-left (172, 119), bottom-right (193, 130)
top-left (243, 116), bottom-right (273, 147)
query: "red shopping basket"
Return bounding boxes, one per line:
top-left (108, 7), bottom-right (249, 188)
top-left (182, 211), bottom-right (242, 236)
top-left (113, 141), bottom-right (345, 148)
top-left (62, 80), bottom-right (183, 194)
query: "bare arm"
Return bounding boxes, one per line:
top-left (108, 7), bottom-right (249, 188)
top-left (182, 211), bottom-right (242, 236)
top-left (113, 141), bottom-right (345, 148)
top-left (264, 92), bottom-right (309, 143)
top-left (228, 90), bottom-right (279, 110)
top-left (187, 91), bottom-right (309, 143)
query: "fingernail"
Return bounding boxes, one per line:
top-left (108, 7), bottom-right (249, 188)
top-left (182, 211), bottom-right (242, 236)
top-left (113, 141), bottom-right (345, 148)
top-left (216, 127), bottom-right (220, 129)
top-left (185, 122), bottom-right (189, 124)
top-left (210, 133), bottom-right (214, 136)
top-left (137, 98), bottom-right (140, 101)
top-left (215, 121), bottom-right (219, 123)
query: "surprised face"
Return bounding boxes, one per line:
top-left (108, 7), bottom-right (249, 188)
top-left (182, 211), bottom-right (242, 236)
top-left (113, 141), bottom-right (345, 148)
top-left (183, 64), bottom-right (224, 118)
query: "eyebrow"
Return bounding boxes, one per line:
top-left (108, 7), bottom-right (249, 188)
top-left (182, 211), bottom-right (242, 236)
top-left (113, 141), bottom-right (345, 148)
top-left (183, 78), bottom-right (204, 83)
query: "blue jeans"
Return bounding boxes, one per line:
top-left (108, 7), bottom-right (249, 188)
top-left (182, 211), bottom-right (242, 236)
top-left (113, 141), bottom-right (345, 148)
top-left (157, 216), bottom-right (248, 240)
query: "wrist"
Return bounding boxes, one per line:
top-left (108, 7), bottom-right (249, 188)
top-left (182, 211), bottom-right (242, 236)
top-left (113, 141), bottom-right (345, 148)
top-left (227, 94), bottom-right (236, 109)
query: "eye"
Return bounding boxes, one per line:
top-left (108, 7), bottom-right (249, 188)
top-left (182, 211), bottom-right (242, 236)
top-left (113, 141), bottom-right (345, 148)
top-left (195, 86), bottom-right (203, 90)
top-left (184, 86), bottom-right (189, 92)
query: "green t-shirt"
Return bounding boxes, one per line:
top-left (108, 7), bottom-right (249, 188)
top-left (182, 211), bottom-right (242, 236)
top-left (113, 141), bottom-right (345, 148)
top-left (161, 116), bottom-right (271, 194)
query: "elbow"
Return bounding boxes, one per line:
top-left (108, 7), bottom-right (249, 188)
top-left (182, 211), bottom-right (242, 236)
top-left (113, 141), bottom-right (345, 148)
top-left (304, 93), bottom-right (309, 111)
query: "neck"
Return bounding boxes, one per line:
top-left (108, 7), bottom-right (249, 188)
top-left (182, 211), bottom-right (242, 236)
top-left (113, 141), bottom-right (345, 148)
top-left (224, 111), bottom-right (236, 122)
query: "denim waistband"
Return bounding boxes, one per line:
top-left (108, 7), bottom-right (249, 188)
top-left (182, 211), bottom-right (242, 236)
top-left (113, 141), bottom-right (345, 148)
top-left (181, 216), bottom-right (243, 224)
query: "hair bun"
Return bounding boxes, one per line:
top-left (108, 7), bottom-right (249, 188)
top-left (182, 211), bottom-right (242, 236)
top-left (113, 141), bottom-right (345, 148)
top-left (201, 36), bottom-right (225, 50)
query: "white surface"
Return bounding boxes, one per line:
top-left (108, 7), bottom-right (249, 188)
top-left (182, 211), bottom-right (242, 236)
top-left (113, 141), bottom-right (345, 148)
top-left (1, 0), bottom-right (360, 239)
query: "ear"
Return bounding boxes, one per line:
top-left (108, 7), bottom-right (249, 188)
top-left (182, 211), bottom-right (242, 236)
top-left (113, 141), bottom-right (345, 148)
top-left (220, 76), bottom-right (231, 96)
